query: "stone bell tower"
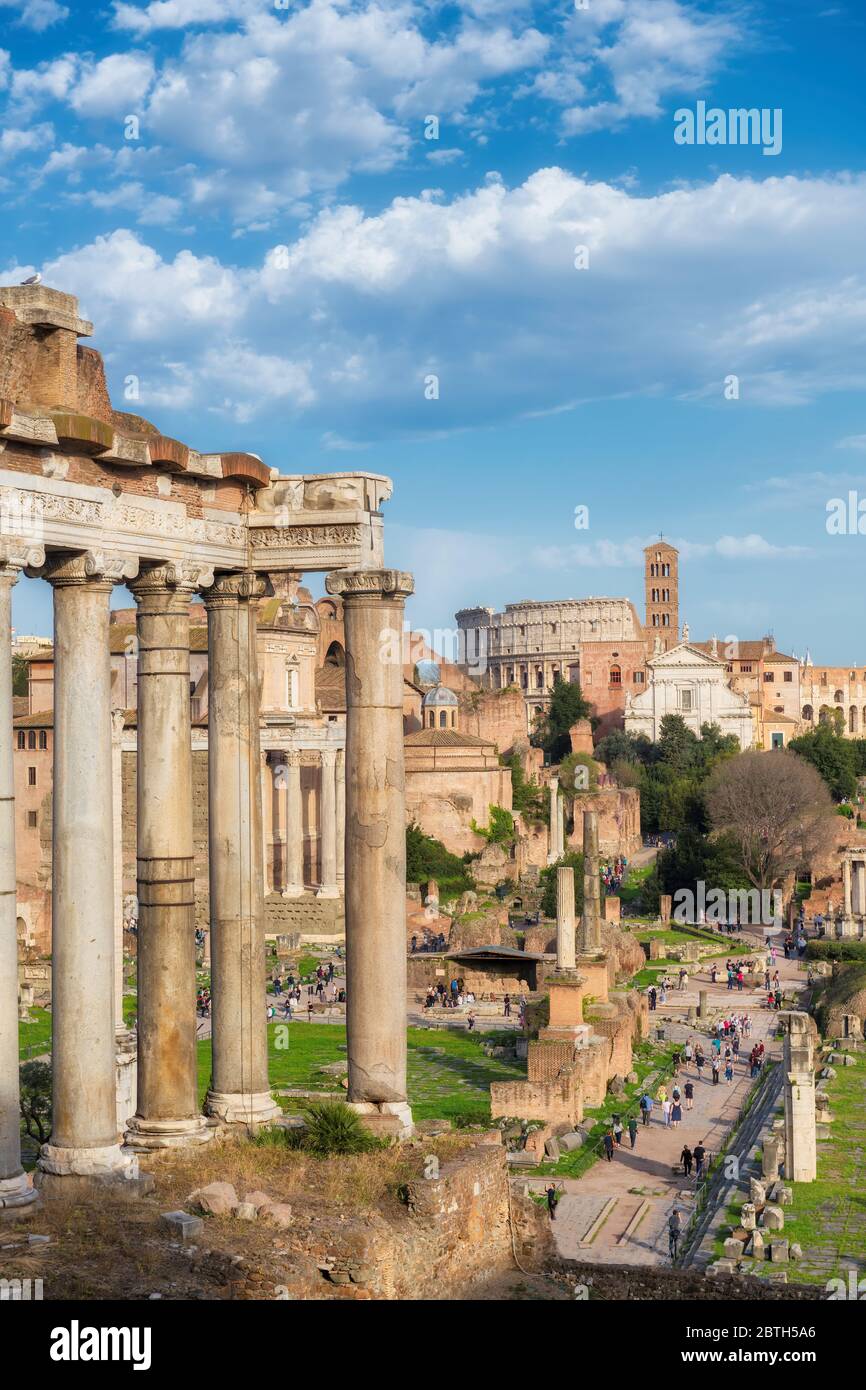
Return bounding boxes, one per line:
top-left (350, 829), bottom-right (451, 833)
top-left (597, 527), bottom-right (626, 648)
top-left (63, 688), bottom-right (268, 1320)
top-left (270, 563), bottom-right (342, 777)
top-left (644, 540), bottom-right (679, 652)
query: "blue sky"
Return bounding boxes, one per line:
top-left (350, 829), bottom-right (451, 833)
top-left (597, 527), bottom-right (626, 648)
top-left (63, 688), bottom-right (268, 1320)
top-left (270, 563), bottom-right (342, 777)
top-left (1, 0), bottom-right (865, 660)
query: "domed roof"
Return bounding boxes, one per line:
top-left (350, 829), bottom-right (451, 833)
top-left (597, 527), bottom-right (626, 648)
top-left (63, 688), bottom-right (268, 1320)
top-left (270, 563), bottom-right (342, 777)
top-left (422, 683), bottom-right (458, 708)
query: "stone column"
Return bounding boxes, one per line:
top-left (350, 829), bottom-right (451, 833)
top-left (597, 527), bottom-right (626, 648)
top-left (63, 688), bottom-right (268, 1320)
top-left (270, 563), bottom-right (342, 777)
top-left (857, 861), bottom-right (866, 917)
top-left (325, 569), bottom-right (414, 1136)
top-left (261, 751), bottom-right (272, 896)
top-left (203, 572), bottom-right (279, 1127)
top-left (0, 544), bottom-right (42, 1209)
top-left (556, 866), bottom-right (576, 970)
top-left (38, 551), bottom-right (140, 1191)
top-left (843, 857), bottom-right (852, 916)
top-left (578, 809), bottom-right (602, 956)
top-left (336, 746), bottom-right (346, 890)
top-left (125, 562), bottom-right (212, 1151)
top-left (317, 746), bottom-right (339, 898)
top-left (783, 1013), bottom-right (817, 1183)
top-left (281, 751), bottom-right (305, 897)
top-left (547, 775), bottom-right (561, 863)
top-left (111, 707), bottom-right (126, 1032)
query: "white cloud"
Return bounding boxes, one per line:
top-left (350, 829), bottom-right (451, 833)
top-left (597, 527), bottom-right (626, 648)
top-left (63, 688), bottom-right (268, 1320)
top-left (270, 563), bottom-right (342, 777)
top-left (837, 435), bottom-right (866, 451)
top-left (25, 168), bottom-right (866, 435)
top-left (0, 0), bottom-right (69, 32)
top-left (69, 53), bottom-right (155, 118)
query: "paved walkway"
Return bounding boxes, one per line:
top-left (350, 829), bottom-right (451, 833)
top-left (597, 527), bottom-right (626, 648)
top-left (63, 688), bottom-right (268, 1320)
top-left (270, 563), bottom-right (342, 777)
top-left (545, 931), bottom-right (806, 1267)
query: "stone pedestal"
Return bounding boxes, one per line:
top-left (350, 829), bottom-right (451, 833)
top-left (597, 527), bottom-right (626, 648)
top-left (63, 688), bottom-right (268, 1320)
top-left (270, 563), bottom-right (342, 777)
top-left (203, 573), bottom-right (280, 1129)
top-left (325, 569), bottom-right (414, 1135)
top-left (0, 551), bottom-right (42, 1210)
top-left (39, 552), bottom-right (140, 1191)
top-left (126, 563), bottom-right (212, 1151)
top-left (698, 989), bottom-right (709, 1018)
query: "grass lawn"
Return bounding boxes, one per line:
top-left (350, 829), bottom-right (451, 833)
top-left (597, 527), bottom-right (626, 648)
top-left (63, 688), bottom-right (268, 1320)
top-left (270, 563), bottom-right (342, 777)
top-left (18, 1007), bottom-right (51, 1060)
top-left (196, 1023), bottom-right (526, 1126)
top-left (529, 1038), bottom-right (678, 1179)
top-left (711, 1053), bottom-right (866, 1285)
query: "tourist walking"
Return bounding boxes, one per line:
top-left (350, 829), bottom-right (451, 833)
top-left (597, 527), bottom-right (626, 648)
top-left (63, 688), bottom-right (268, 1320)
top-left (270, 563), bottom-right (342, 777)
top-left (546, 1184), bottom-right (561, 1220)
top-left (693, 1142), bottom-right (706, 1180)
top-left (668, 1208), bottom-right (682, 1260)
top-left (681, 1144), bottom-right (693, 1176)
top-left (640, 1092), bottom-right (653, 1126)
top-left (603, 1129), bottom-right (615, 1162)
top-left (662, 1098), bottom-right (672, 1127)
top-left (613, 1116), bottom-right (624, 1146)
top-left (628, 1116), bottom-right (638, 1149)
top-left (671, 1098), bottom-right (682, 1128)
top-left (684, 1079), bottom-right (694, 1111)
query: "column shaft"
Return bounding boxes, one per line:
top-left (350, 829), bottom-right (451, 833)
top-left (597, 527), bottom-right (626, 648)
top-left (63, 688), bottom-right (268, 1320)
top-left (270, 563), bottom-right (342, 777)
top-left (336, 747), bottom-right (345, 888)
top-left (204, 573), bottom-right (278, 1126)
top-left (126, 563), bottom-right (210, 1150)
top-left (317, 747), bottom-right (338, 898)
top-left (39, 552), bottom-right (138, 1188)
top-left (325, 569), bottom-right (414, 1132)
top-left (282, 752), bottom-right (304, 896)
top-left (0, 560), bottom-right (39, 1207)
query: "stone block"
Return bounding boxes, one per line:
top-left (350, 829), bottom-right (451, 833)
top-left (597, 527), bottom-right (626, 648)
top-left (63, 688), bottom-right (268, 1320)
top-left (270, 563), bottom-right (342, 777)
top-left (748, 1231), bottom-right (765, 1260)
top-left (789, 1243), bottom-right (803, 1260)
top-left (260, 1203), bottom-right (293, 1228)
top-left (749, 1178), bottom-right (766, 1205)
top-left (707, 1258), bottom-right (736, 1276)
top-left (769, 1239), bottom-right (789, 1264)
top-left (544, 1137), bottom-right (561, 1160)
top-left (244, 1190), bottom-right (276, 1210)
top-left (235, 1202), bottom-right (258, 1221)
top-left (160, 1211), bottom-right (203, 1241)
top-left (558, 1131), bottom-right (583, 1152)
top-left (776, 1186), bottom-right (793, 1206)
top-left (723, 1237), bottom-right (744, 1259)
top-left (821, 1066), bottom-right (836, 1080)
top-left (740, 1203), bottom-right (757, 1232)
top-left (762, 1204), bottom-right (784, 1231)
top-left (187, 1182), bottom-right (238, 1216)
top-left (626, 1071), bottom-right (638, 1085)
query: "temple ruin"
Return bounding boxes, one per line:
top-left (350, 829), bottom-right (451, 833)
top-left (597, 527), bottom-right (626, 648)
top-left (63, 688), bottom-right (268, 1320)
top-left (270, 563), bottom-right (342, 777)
top-left (0, 282), bottom-right (414, 1207)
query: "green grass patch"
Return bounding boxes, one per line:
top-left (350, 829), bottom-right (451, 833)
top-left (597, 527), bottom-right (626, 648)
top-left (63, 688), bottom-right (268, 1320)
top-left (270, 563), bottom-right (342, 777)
top-left (195, 1023), bottom-right (526, 1126)
top-left (18, 1007), bottom-right (51, 1060)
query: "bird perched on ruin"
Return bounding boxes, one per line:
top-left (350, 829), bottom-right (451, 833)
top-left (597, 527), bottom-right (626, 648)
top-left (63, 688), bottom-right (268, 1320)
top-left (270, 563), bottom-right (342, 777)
top-left (19, 272), bottom-right (41, 285)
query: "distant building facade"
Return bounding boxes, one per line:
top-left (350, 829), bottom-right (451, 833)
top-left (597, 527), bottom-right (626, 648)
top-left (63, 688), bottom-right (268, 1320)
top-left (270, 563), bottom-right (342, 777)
top-left (625, 641), bottom-right (753, 749)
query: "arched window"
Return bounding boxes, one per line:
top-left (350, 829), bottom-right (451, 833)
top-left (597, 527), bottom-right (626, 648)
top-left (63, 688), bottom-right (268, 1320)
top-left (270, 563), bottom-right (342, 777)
top-left (325, 641), bottom-right (345, 668)
top-left (801, 705), bottom-right (813, 722)
top-left (27, 730), bottom-right (36, 749)
top-left (609, 665), bottom-right (622, 686)
top-left (439, 710), bottom-right (447, 728)
top-left (16, 731), bottom-right (24, 749)
top-left (428, 710), bottom-right (435, 728)
top-left (850, 706), bottom-right (858, 734)
top-left (835, 689), bottom-right (844, 704)
top-left (38, 730), bottom-right (47, 750)
top-left (450, 710), bottom-right (456, 728)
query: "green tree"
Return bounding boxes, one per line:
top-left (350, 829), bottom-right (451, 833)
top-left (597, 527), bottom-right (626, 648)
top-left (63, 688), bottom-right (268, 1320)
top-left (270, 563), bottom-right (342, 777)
top-left (405, 824), bottom-right (473, 897)
top-left (470, 804), bottom-right (515, 845)
top-left (532, 675), bottom-right (592, 763)
top-left (19, 1060), bottom-right (52, 1145)
top-left (539, 851), bottom-right (586, 919)
top-left (594, 729), bottom-right (654, 768)
top-left (12, 654), bottom-right (28, 697)
top-left (789, 725), bottom-right (858, 801)
top-left (504, 753), bottom-right (546, 819)
top-left (657, 714), bottom-right (700, 772)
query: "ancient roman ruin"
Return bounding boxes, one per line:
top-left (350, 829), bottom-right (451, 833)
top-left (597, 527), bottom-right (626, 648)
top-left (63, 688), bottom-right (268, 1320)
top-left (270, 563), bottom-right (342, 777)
top-left (0, 283), bottom-right (415, 1204)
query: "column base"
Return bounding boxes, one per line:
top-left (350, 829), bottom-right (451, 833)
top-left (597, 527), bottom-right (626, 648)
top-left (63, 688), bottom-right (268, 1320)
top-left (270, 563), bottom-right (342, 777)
top-left (280, 884), bottom-right (305, 899)
top-left (347, 1100), bottom-right (414, 1140)
top-left (316, 884), bottom-right (340, 900)
top-left (36, 1141), bottom-right (143, 1198)
top-left (124, 1114), bottom-right (214, 1152)
top-left (204, 1089), bottom-right (282, 1128)
top-left (0, 1171), bottom-right (39, 1211)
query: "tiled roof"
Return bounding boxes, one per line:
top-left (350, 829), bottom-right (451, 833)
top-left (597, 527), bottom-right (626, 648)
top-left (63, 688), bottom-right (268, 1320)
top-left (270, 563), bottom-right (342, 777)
top-left (404, 728), bottom-right (490, 748)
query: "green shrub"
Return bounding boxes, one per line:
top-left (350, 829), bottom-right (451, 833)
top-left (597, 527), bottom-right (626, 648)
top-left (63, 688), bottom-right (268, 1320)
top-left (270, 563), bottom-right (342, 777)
top-left (302, 1100), bottom-right (384, 1156)
top-left (806, 940), bottom-right (866, 963)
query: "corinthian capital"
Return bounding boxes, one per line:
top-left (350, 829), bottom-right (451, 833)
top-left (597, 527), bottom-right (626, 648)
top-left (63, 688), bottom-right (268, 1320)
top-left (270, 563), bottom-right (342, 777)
top-left (325, 568), bottom-right (414, 602)
top-left (202, 570), bottom-right (273, 606)
top-left (130, 559), bottom-right (215, 597)
top-left (43, 550), bottom-right (139, 587)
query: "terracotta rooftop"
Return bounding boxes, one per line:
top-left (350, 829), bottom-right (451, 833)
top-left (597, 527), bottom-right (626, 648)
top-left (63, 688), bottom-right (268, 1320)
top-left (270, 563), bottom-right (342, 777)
top-left (404, 729), bottom-right (491, 748)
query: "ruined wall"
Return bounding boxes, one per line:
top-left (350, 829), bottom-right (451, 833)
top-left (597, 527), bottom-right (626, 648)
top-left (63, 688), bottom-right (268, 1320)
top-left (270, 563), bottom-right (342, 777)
top-left (567, 788), bottom-right (641, 858)
top-left (458, 687), bottom-right (528, 755)
top-left (490, 1073), bottom-right (579, 1126)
